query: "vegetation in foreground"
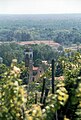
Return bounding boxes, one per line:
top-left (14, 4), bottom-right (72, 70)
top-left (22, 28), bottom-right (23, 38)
top-left (1, 51), bottom-right (81, 119)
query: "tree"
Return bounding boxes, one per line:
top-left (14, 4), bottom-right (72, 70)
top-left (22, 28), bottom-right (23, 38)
top-left (0, 43), bottom-right (24, 66)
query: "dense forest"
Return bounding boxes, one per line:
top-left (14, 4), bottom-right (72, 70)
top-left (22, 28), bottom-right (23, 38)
top-left (0, 43), bottom-right (62, 66)
top-left (0, 14), bottom-right (81, 45)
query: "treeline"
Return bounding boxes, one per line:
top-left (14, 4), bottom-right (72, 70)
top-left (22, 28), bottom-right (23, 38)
top-left (0, 29), bottom-right (32, 41)
top-left (54, 28), bottom-right (81, 45)
top-left (0, 43), bottom-right (62, 66)
top-left (0, 14), bottom-right (81, 44)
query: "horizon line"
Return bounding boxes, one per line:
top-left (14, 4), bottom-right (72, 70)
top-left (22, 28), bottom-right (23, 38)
top-left (0, 13), bottom-right (81, 15)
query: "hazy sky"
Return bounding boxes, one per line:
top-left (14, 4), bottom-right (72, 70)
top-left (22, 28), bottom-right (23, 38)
top-left (0, 0), bottom-right (81, 14)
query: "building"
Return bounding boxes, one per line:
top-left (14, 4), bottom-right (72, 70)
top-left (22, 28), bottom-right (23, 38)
top-left (17, 40), bottom-right (60, 48)
top-left (24, 47), bottom-right (33, 82)
top-left (33, 66), bottom-right (44, 81)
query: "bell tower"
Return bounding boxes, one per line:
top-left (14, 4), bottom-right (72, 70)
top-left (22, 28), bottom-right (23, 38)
top-left (24, 47), bottom-right (33, 82)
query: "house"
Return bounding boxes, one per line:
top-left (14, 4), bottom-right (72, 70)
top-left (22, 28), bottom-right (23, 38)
top-left (33, 66), bottom-right (44, 81)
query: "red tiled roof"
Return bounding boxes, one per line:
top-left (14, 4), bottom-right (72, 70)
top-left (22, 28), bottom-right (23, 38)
top-left (17, 40), bottom-right (60, 47)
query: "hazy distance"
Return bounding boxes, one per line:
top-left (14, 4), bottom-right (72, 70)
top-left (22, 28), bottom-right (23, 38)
top-left (0, 0), bottom-right (81, 14)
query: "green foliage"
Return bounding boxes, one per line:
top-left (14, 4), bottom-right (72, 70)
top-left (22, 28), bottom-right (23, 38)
top-left (1, 51), bottom-right (81, 119)
top-left (20, 67), bottom-right (29, 85)
top-left (0, 65), bottom-right (27, 120)
top-left (58, 52), bottom-right (81, 119)
top-left (0, 43), bottom-right (24, 65)
top-left (0, 43), bottom-right (60, 66)
top-left (0, 14), bottom-right (81, 45)
top-left (32, 44), bottom-right (58, 65)
top-left (0, 60), bottom-right (69, 120)
top-left (0, 64), bottom-right (7, 74)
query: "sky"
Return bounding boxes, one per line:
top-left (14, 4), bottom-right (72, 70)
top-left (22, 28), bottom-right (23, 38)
top-left (0, 0), bottom-right (81, 14)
